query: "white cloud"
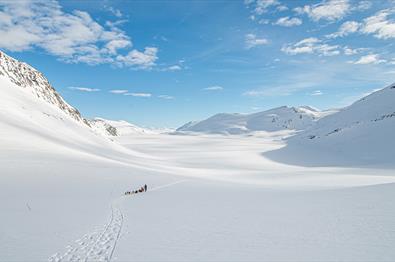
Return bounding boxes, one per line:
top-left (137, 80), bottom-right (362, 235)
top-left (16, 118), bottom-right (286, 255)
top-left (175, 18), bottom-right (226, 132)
top-left (355, 1), bottom-right (372, 11)
top-left (68, 86), bottom-right (100, 92)
top-left (282, 37), bottom-right (340, 56)
top-left (325, 9), bottom-right (395, 40)
top-left (343, 46), bottom-right (366, 55)
top-left (258, 19), bottom-right (270, 25)
top-left (295, 0), bottom-right (350, 22)
top-left (274, 17), bottom-right (302, 27)
top-left (276, 5), bottom-right (288, 12)
top-left (244, 85), bottom-right (321, 97)
top-left (124, 93), bottom-right (152, 97)
top-left (343, 47), bottom-right (358, 55)
top-left (245, 0), bottom-right (279, 15)
top-left (310, 90), bottom-right (323, 96)
top-left (109, 89), bottom-right (128, 94)
top-left (105, 39), bottom-right (131, 55)
top-left (106, 6), bottom-right (122, 18)
top-left (163, 65), bottom-right (182, 71)
top-left (116, 47), bottom-right (158, 69)
top-left (360, 9), bottom-right (395, 39)
top-left (353, 54), bottom-right (386, 65)
top-left (245, 34), bottom-right (268, 49)
top-left (204, 86), bottom-right (224, 91)
top-left (158, 95), bottom-right (174, 99)
top-left (0, 0), bottom-right (157, 69)
top-left (327, 21), bottom-right (360, 38)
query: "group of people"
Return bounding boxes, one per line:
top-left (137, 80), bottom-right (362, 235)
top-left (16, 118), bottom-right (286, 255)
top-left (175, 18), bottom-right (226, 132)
top-left (125, 184), bottom-right (148, 195)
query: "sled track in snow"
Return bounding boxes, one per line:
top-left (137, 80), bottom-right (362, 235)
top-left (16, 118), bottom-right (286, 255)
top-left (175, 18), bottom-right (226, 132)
top-left (149, 180), bottom-right (187, 191)
top-left (48, 180), bottom-right (185, 262)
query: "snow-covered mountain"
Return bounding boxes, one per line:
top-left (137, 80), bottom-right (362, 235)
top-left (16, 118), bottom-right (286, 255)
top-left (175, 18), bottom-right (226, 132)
top-left (0, 50), bottom-right (163, 171)
top-left (265, 83), bottom-right (395, 167)
top-left (88, 118), bottom-right (119, 136)
top-left (89, 118), bottom-right (158, 136)
top-left (0, 51), bottom-right (89, 126)
top-left (177, 106), bottom-right (334, 134)
top-left (300, 83), bottom-right (395, 140)
top-left (0, 50), bottom-right (154, 139)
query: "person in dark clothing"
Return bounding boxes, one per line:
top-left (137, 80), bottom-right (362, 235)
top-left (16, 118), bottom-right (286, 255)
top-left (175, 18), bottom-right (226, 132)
top-left (144, 184), bottom-right (147, 192)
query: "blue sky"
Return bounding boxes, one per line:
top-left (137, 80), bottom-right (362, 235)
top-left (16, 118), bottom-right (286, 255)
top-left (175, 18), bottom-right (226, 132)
top-left (1, 0), bottom-right (395, 127)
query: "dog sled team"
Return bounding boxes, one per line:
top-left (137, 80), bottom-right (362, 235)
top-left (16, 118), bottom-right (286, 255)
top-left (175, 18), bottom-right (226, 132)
top-left (125, 184), bottom-right (147, 195)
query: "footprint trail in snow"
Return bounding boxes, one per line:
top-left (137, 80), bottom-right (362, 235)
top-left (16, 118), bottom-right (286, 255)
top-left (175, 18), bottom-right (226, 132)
top-left (48, 180), bottom-right (185, 262)
top-left (49, 204), bottom-right (123, 262)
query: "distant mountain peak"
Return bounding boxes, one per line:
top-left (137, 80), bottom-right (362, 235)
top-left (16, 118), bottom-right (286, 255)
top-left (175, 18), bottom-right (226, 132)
top-left (177, 105), bottom-right (329, 135)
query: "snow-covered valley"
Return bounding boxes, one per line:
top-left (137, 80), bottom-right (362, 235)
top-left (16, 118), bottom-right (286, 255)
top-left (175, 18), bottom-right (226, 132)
top-left (1, 50), bottom-right (395, 261)
top-left (2, 130), bottom-right (395, 261)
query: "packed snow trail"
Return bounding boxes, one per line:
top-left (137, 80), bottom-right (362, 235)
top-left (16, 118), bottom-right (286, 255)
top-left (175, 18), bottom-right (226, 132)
top-left (149, 180), bottom-right (187, 192)
top-left (48, 180), bottom-right (185, 262)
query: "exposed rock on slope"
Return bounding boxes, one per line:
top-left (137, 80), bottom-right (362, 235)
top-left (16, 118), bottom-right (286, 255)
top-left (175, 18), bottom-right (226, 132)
top-left (91, 118), bottom-right (157, 136)
top-left (0, 50), bottom-right (89, 126)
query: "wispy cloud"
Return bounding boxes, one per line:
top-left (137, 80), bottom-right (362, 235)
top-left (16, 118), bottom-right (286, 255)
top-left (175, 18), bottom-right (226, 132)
top-left (245, 34), bottom-right (268, 49)
top-left (276, 5), bottom-right (288, 12)
top-left (243, 58), bottom-right (394, 99)
top-left (245, 0), bottom-right (279, 15)
top-left (68, 86), bottom-right (100, 92)
top-left (352, 54), bottom-right (386, 65)
top-left (158, 95), bottom-right (175, 99)
top-left (203, 86), bottom-right (224, 91)
top-left (243, 81), bottom-right (319, 97)
top-left (109, 89), bottom-right (128, 94)
top-left (310, 90), bottom-right (323, 96)
top-left (274, 17), bottom-right (302, 27)
top-left (105, 6), bottom-right (123, 18)
top-left (162, 65), bottom-right (182, 72)
top-left (282, 37), bottom-right (340, 56)
top-left (294, 0), bottom-right (350, 22)
top-left (326, 21), bottom-right (360, 38)
top-left (343, 46), bottom-right (366, 55)
top-left (124, 93), bottom-right (152, 97)
top-left (115, 47), bottom-right (158, 69)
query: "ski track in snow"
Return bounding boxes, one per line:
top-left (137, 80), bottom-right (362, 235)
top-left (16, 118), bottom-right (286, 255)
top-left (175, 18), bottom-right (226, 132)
top-left (48, 180), bottom-right (185, 262)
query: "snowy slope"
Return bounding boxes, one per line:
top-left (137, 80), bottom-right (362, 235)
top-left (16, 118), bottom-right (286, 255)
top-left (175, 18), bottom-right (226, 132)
top-left (1, 51), bottom-right (395, 262)
top-left (89, 117), bottom-right (174, 137)
top-left (265, 83), bottom-right (395, 167)
top-left (90, 118), bottom-right (158, 136)
top-left (0, 50), bottom-right (156, 139)
top-left (88, 118), bottom-right (119, 136)
top-left (0, 51), bottom-right (89, 126)
top-left (0, 51), bottom-right (163, 167)
top-left (177, 106), bottom-right (333, 134)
